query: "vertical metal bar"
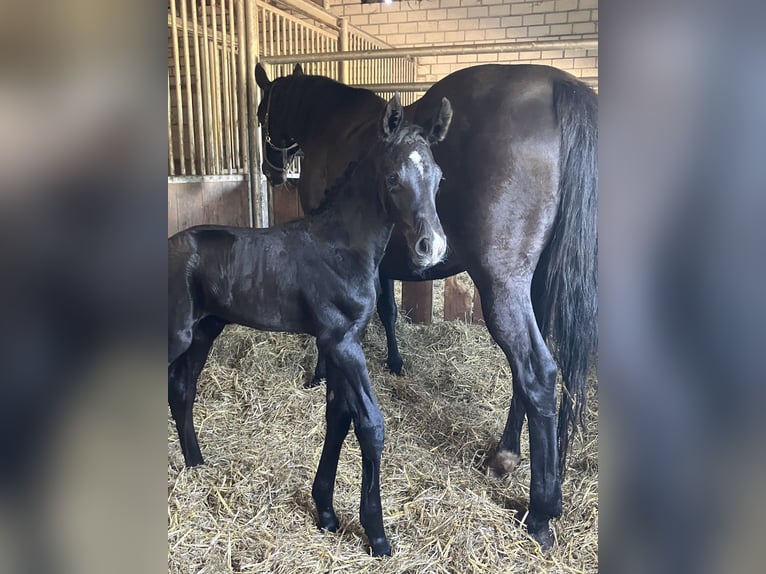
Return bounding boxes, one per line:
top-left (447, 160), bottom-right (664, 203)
top-left (190, 0), bottom-right (206, 175)
top-left (321, 35), bottom-right (326, 77)
top-left (211, 0), bottom-right (222, 174)
top-left (236, 0), bottom-right (248, 174)
top-left (288, 19), bottom-right (294, 60)
top-left (269, 10), bottom-right (274, 59)
top-left (246, 0), bottom-right (266, 226)
top-left (228, 0), bottom-right (239, 171)
top-left (275, 14), bottom-right (282, 77)
top-left (169, 0), bottom-right (186, 174)
top-left (201, 0), bottom-right (215, 173)
top-left (221, 0), bottom-right (233, 173)
top-left (168, 72), bottom-right (175, 176)
top-left (311, 31), bottom-right (317, 75)
top-left (179, 0), bottom-right (196, 174)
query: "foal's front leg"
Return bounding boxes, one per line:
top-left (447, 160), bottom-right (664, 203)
top-left (325, 337), bottom-right (391, 557)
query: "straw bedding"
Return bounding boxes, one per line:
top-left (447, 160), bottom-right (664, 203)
top-left (168, 303), bottom-right (598, 573)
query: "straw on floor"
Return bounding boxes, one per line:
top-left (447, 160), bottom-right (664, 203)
top-left (168, 313), bottom-right (598, 574)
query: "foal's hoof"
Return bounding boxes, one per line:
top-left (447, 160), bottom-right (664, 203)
top-left (386, 355), bottom-right (403, 375)
top-left (304, 376), bottom-right (324, 389)
top-left (528, 522), bottom-right (555, 551)
top-left (369, 537), bottom-right (392, 557)
top-left (317, 510), bottom-right (339, 533)
top-left (486, 449), bottom-right (520, 478)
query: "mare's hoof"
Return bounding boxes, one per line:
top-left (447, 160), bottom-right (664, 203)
top-left (304, 376), bottom-right (324, 389)
top-left (386, 355), bottom-right (403, 375)
top-left (369, 537), bottom-right (392, 557)
top-left (317, 510), bottom-right (339, 533)
top-left (529, 523), bottom-right (555, 551)
top-left (486, 449), bottom-right (520, 478)
top-left (184, 456), bottom-right (205, 468)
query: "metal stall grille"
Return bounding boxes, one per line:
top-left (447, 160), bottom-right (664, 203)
top-left (168, 0), bottom-right (249, 178)
top-left (169, 0), bottom-right (418, 181)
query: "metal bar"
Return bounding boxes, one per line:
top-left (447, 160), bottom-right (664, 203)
top-left (352, 77), bottom-right (598, 92)
top-left (268, 0), bottom-right (339, 30)
top-left (221, 0), bottom-right (233, 173)
top-left (274, 14), bottom-right (284, 76)
top-left (236, 0), bottom-right (249, 174)
top-left (168, 72), bottom-right (175, 176)
top-left (201, 3), bottom-right (215, 174)
top-left (190, 0), bottom-right (206, 175)
top-left (262, 39), bottom-right (598, 64)
top-left (180, 0), bottom-right (196, 175)
top-left (168, 174), bottom-right (248, 184)
top-left (246, 0), bottom-right (266, 226)
top-left (169, 0), bottom-right (186, 174)
top-left (229, 0), bottom-right (240, 172)
top-left (211, 0), bottom-right (222, 173)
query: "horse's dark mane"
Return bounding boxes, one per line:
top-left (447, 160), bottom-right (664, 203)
top-left (271, 74), bottom-right (384, 144)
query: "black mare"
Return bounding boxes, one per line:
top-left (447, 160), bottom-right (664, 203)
top-left (256, 63), bottom-right (598, 549)
top-left (168, 96), bottom-right (451, 556)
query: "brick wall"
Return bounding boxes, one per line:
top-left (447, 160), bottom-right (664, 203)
top-left (329, 0), bottom-right (597, 84)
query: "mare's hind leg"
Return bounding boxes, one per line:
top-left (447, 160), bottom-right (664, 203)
top-left (377, 274), bottom-right (403, 374)
top-left (478, 278), bottom-right (561, 549)
top-left (168, 317), bottom-right (225, 467)
top-left (488, 392), bottom-right (525, 477)
top-left (308, 341), bottom-right (327, 388)
top-left (488, 274), bottom-right (547, 477)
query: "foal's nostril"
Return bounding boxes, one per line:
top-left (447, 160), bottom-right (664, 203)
top-left (416, 237), bottom-right (431, 257)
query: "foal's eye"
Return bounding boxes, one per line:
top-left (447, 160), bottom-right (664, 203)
top-left (386, 174), bottom-right (399, 187)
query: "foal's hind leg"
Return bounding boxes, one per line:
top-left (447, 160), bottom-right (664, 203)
top-left (377, 275), bottom-right (403, 374)
top-left (312, 371), bottom-right (351, 531)
top-left (322, 335), bottom-right (391, 557)
top-left (479, 280), bottom-right (561, 549)
top-left (168, 317), bottom-right (225, 466)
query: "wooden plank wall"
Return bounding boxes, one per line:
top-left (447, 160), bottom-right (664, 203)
top-left (168, 178), bottom-right (249, 236)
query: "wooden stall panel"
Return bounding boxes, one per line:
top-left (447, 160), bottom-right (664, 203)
top-left (401, 281), bottom-right (433, 325)
top-left (443, 276), bottom-right (473, 322)
top-left (168, 178), bottom-right (249, 236)
top-left (271, 182), bottom-right (304, 225)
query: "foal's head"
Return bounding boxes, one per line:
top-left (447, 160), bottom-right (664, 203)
top-left (375, 94), bottom-right (452, 269)
top-left (255, 63), bottom-right (303, 186)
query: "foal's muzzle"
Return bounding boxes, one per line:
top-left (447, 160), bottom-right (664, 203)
top-left (412, 228), bottom-right (447, 269)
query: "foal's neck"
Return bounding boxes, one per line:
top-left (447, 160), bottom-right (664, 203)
top-left (309, 160), bottom-right (391, 269)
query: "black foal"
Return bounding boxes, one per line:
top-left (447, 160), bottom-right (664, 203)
top-left (168, 95), bottom-right (451, 556)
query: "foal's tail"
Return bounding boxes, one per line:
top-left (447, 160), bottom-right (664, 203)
top-left (537, 77), bottom-right (598, 476)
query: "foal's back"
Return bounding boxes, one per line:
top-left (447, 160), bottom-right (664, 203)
top-left (169, 223), bottom-right (316, 335)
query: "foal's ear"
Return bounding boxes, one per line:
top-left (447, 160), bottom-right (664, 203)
top-left (255, 63), bottom-right (271, 90)
top-left (426, 97), bottom-right (453, 144)
top-left (382, 93), bottom-right (403, 138)
top-left (293, 63), bottom-right (304, 76)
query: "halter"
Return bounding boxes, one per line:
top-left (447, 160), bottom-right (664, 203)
top-left (262, 84), bottom-right (300, 176)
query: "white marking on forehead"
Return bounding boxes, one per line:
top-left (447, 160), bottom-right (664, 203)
top-left (408, 150), bottom-right (424, 176)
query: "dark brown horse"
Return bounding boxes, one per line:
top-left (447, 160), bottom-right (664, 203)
top-left (168, 96), bottom-right (452, 556)
top-left (256, 63), bottom-right (597, 549)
